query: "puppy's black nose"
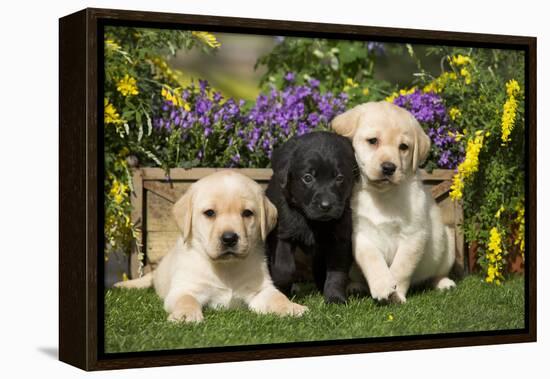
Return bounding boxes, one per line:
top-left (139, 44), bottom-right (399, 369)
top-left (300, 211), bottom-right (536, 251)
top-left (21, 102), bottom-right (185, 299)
top-left (381, 162), bottom-right (397, 176)
top-left (319, 200), bottom-right (332, 212)
top-left (221, 231), bottom-right (239, 247)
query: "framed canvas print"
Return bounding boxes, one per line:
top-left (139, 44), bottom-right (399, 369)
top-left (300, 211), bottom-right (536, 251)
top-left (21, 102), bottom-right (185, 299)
top-left (59, 8), bottom-right (537, 371)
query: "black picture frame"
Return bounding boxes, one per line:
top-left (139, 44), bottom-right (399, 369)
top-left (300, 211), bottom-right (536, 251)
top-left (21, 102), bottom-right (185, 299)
top-left (59, 7), bottom-right (537, 371)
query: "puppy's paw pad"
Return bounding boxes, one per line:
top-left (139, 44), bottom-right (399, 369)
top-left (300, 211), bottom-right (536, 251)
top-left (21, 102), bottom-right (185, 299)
top-left (435, 277), bottom-right (456, 291)
top-left (167, 310), bottom-right (204, 323)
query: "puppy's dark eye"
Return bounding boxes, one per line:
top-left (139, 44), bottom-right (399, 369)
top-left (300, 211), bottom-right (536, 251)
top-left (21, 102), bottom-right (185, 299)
top-left (302, 174), bottom-right (314, 184)
top-left (399, 143), bottom-right (409, 151)
top-left (367, 138), bottom-right (378, 145)
top-left (242, 209), bottom-right (254, 218)
top-left (335, 174), bottom-right (345, 183)
top-left (203, 209), bottom-right (215, 218)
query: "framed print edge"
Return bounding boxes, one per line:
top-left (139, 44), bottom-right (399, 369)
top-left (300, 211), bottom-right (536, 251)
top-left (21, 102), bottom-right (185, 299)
top-left (59, 7), bottom-right (537, 371)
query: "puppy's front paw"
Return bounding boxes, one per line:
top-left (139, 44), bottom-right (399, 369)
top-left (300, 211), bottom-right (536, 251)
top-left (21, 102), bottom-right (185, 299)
top-left (167, 308), bottom-right (204, 323)
top-left (324, 286), bottom-right (347, 304)
top-left (285, 302), bottom-right (309, 317)
top-left (389, 291), bottom-right (407, 304)
top-left (369, 277), bottom-right (398, 303)
top-left (271, 300), bottom-right (308, 317)
top-left (434, 277), bottom-right (456, 291)
top-left (325, 293), bottom-right (347, 304)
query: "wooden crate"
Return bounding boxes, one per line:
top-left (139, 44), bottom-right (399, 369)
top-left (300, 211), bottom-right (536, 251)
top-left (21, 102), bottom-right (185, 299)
top-left (129, 168), bottom-right (465, 278)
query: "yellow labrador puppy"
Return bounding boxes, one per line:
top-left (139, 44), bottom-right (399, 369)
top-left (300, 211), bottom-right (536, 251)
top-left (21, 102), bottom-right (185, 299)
top-left (115, 170), bottom-right (308, 322)
top-left (332, 101), bottom-right (456, 304)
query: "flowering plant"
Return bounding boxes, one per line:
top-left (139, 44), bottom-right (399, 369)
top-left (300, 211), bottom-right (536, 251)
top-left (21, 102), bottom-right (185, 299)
top-left (391, 47), bottom-right (526, 283)
top-left (103, 27), bottom-right (220, 258)
top-left (152, 76), bottom-right (347, 169)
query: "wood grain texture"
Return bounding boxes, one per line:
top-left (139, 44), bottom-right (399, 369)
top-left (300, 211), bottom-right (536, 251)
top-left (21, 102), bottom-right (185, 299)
top-left (58, 7), bottom-right (536, 371)
top-left (59, 9), bottom-right (88, 369)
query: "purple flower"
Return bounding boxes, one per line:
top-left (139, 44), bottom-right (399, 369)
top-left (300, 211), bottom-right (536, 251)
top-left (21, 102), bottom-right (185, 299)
top-left (367, 41), bottom-right (385, 56)
top-left (284, 72), bottom-right (295, 82)
top-left (309, 78), bottom-right (320, 88)
top-left (154, 78), bottom-right (351, 169)
top-left (198, 79), bottom-right (208, 93)
top-left (213, 91), bottom-right (223, 102)
top-left (231, 153), bottom-right (240, 165)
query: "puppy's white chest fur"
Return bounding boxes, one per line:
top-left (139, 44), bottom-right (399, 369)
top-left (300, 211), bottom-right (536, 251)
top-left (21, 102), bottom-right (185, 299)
top-left (351, 178), bottom-right (427, 263)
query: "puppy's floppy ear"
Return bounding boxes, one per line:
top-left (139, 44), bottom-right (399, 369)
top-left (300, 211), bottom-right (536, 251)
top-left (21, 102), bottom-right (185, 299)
top-left (411, 115), bottom-right (431, 172)
top-left (331, 104), bottom-right (366, 138)
top-left (259, 195), bottom-right (278, 241)
top-left (173, 185), bottom-right (195, 243)
top-left (271, 138), bottom-right (298, 190)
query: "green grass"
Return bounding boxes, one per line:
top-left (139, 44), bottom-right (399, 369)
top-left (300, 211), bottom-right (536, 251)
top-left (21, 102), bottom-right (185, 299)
top-left (104, 275), bottom-right (525, 353)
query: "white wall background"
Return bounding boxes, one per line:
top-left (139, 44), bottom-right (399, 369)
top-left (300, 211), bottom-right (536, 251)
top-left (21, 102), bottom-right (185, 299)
top-left (0, 0), bottom-right (547, 376)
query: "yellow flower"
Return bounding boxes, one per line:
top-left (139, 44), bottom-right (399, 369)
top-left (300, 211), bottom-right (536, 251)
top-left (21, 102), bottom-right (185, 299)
top-left (506, 79), bottom-right (521, 97)
top-left (450, 134), bottom-right (483, 200)
top-left (423, 72), bottom-right (457, 94)
top-left (117, 74), bottom-right (139, 97)
top-left (105, 39), bottom-right (121, 51)
top-left (460, 67), bottom-right (472, 84)
top-left (110, 177), bottom-right (129, 205)
top-left (386, 92), bottom-right (399, 102)
top-left (448, 130), bottom-right (464, 142)
top-left (385, 87), bottom-right (416, 102)
top-left (488, 227), bottom-right (502, 254)
top-left (362, 87), bottom-right (370, 96)
top-left (495, 205), bottom-right (505, 218)
top-left (514, 203), bottom-right (525, 258)
top-left (449, 107), bottom-right (461, 121)
top-left (343, 77), bottom-right (359, 92)
top-left (451, 54), bottom-right (472, 66)
top-left (161, 86), bottom-right (191, 111)
top-left (501, 79), bottom-right (521, 144)
top-left (104, 98), bottom-right (125, 125)
top-left (485, 227), bottom-right (504, 285)
top-left (192, 31), bottom-right (221, 48)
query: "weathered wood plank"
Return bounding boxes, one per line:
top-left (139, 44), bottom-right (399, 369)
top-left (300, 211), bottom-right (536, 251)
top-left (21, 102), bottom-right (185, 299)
top-left (419, 169), bottom-right (455, 181)
top-left (139, 167), bottom-right (453, 182)
top-left (146, 190), bottom-right (180, 232)
top-left (141, 167), bottom-right (274, 181)
top-left (431, 180), bottom-right (452, 200)
top-left (146, 231), bottom-right (180, 264)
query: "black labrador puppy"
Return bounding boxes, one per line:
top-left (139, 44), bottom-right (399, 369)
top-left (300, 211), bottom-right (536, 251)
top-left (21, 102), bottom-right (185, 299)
top-left (266, 131), bottom-right (357, 304)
